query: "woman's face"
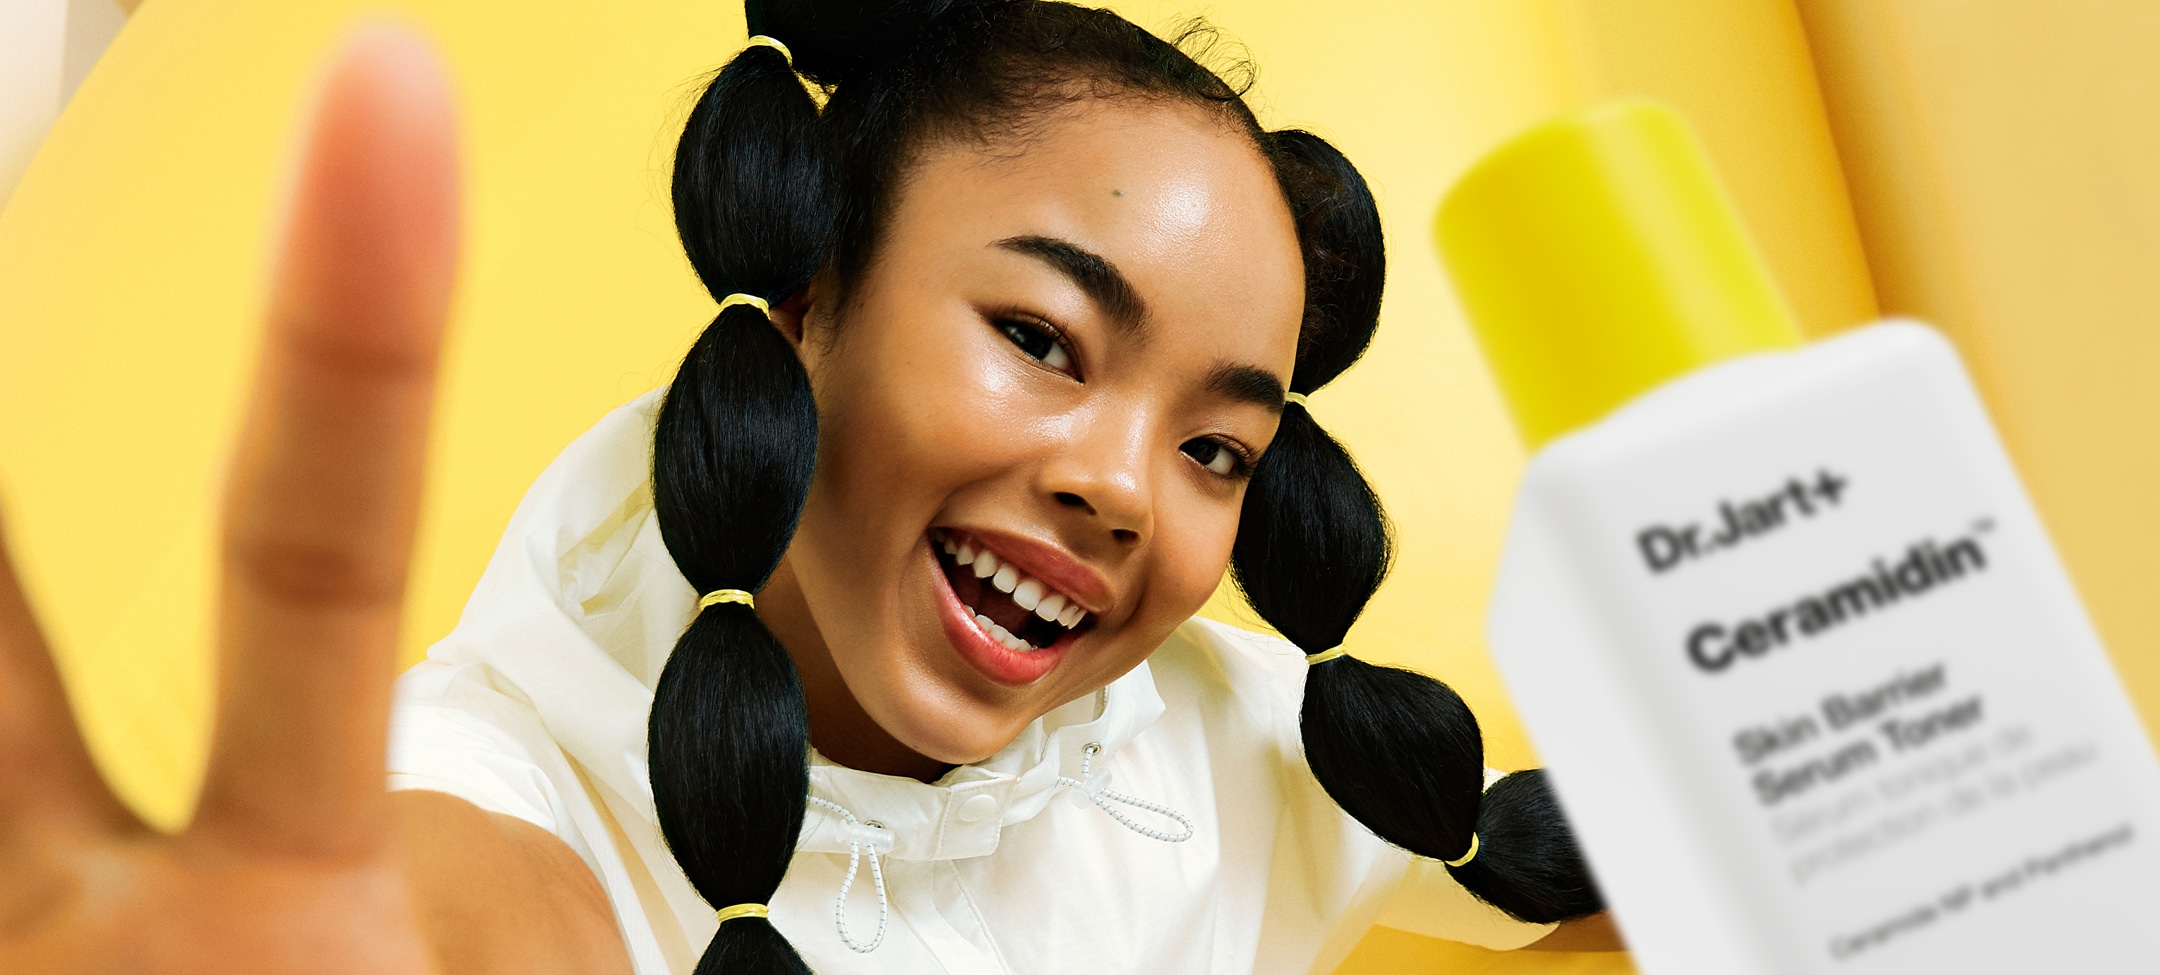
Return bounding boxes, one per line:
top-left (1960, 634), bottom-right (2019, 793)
top-left (760, 98), bottom-right (1305, 771)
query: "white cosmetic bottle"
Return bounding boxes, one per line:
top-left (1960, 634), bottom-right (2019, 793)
top-left (1436, 100), bottom-right (2160, 974)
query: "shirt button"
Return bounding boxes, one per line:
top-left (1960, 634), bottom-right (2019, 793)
top-left (956, 794), bottom-right (999, 823)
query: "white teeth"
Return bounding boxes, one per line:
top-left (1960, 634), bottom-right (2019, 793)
top-left (973, 613), bottom-right (1034, 653)
top-left (985, 620), bottom-right (1032, 652)
top-left (943, 534), bottom-right (1089, 634)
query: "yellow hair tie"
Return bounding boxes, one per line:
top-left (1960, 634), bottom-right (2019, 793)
top-left (1442, 832), bottom-right (1481, 868)
top-left (744, 34), bottom-right (793, 67)
top-left (718, 292), bottom-right (772, 318)
top-left (715, 902), bottom-right (770, 925)
top-left (1305, 645), bottom-right (1350, 665)
top-left (699, 589), bottom-right (756, 611)
top-left (1284, 391), bottom-right (1309, 408)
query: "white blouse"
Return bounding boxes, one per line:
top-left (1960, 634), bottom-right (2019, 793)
top-left (386, 392), bottom-right (1552, 975)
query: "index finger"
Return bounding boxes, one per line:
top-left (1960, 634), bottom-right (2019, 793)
top-left (190, 24), bottom-right (459, 858)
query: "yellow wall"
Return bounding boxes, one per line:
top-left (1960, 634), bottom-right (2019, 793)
top-left (1795, 0), bottom-right (2160, 742)
top-left (10, 1), bottom-right (2130, 973)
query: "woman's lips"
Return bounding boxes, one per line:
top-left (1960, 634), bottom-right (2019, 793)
top-left (928, 539), bottom-right (1074, 687)
top-left (947, 525), bottom-right (1111, 615)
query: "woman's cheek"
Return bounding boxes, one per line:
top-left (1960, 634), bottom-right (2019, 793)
top-left (1140, 507), bottom-right (1243, 631)
top-left (819, 363), bottom-right (992, 509)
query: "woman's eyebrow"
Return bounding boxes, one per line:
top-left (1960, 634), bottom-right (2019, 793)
top-left (994, 235), bottom-right (1147, 333)
top-left (1206, 362), bottom-right (1288, 412)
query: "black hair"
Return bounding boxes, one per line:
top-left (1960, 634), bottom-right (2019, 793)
top-left (1231, 128), bottom-right (1606, 924)
top-left (648, 4), bottom-right (1602, 972)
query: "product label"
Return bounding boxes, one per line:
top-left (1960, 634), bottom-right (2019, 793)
top-left (1636, 469), bottom-right (1849, 574)
top-left (1683, 516), bottom-right (1992, 675)
top-left (1500, 329), bottom-right (2160, 974)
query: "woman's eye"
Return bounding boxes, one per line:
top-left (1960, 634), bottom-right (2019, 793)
top-left (1181, 438), bottom-right (1244, 477)
top-left (997, 319), bottom-right (1072, 371)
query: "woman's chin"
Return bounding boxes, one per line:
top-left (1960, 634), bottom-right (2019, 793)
top-left (883, 702), bottom-right (1030, 768)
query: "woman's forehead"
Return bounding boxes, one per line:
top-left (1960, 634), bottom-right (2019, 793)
top-left (889, 99), bottom-right (1306, 362)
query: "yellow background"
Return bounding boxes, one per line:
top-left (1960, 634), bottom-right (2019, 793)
top-left (4, 2), bottom-right (2155, 973)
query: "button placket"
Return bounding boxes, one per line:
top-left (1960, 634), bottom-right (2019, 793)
top-left (927, 779), bottom-right (1011, 859)
top-left (956, 793), bottom-right (999, 823)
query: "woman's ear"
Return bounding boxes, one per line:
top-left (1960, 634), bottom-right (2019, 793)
top-left (771, 268), bottom-right (837, 357)
top-left (770, 289), bottom-right (812, 349)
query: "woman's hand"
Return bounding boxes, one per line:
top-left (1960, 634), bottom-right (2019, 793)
top-left (0, 25), bottom-right (458, 973)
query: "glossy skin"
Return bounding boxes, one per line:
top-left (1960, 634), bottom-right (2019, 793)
top-left (758, 100), bottom-right (1305, 780)
top-left (0, 31), bottom-right (1614, 975)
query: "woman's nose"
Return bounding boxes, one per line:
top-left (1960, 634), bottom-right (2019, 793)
top-left (1039, 415), bottom-right (1152, 546)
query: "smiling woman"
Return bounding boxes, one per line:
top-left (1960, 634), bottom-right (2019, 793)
top-left (377, 2), bottom-right (1609, 972)
top-left (374, 2), bottom-right (1612, 973)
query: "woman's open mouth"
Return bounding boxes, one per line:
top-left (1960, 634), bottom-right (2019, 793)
top-left (928, 528), bottom-right (1095, 686)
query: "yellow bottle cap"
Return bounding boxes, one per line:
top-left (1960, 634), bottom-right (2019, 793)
top-left (1434, 99), bottom-right (1803, 449)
